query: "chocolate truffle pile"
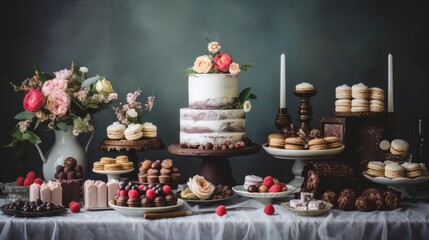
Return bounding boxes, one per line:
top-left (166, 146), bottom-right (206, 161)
top-left (138, 159), bottom-right (181, 185)
top-left (54, 157), bottom-right (83, 181)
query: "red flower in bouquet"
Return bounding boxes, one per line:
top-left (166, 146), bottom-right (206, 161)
top-left (23, 89), bottom-right (45, 112)
top-left (213, 53), bottom-right (233, 72)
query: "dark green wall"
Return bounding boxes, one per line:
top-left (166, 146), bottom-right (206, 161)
top-left (1, 0), bottom-right (429, 183)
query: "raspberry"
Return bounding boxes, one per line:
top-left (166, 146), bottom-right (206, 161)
top-left (26, 171), bottom-right (37, 180)
top-left (119, 190), bottom-right (127, 196)
top-left (268, 184), bottom-right (281, 193)
top-left (23, 178), bottom-right (34, 186)
top-left (264, 204), bottom-right (275, 215)
top-left (34, 178), bottom-right (43, 185)
top-left (146, 188), bottom-right (156, 199)
top-left (128, 189), bottom-right (139, 198)
top-left (215, 205), bottom-right (227, 216)
top-left (69, 201), bottom-right (81, 213)
top-left (263, 176), bottom-right (274, 187)
top-left (138, 184), bottom-right (145, 191)
top-left (16, 176), bottom-right (25, 186)
top-left (162, 185), bottom-right (172, 195)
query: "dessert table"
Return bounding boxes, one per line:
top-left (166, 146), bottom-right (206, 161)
top-left (1, 197), bottom-right (428, 240)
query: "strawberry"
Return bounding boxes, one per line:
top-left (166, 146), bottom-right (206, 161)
top-left (162, 185), bottom-right (172, 195)
top-left (23, 178), bottom-right (34, 186)
top-left (26, 171), bottom-right (37, 180)
top-left (264, 204), bottom-right (275, 215)
top-left (215, 205), bottom-right (227, 216)
top-left (263, 176), bottom-right (274, 187)
top-left (34, 178), bottom-right (43, 185)
top-left (69, 201), bottom-right (81, 213)
top-left (16, 176), bottom-right (25, 186)
top-left (268, 184), bottom-right (281, 193)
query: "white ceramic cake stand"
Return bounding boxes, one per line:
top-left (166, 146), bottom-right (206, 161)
top-left (93, 169), bottom-right (134, 181)
top-left (262, 144), bottom-right (345, 191)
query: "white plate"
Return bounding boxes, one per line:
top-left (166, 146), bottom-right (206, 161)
top-left (179, 194), bottom-right (235, 205)
top-left (93, 169), bottom-right (134, 175)
top-left (281, 201), bottom-right (333, 216)
top-left (108, 199), bottom-right (184, 217)
top-left (262, 144), bottom-right (345, 160)
top-left (362, 172), bottom-right (429, 186)
top-left (232, 185), bottom-right (296, 204)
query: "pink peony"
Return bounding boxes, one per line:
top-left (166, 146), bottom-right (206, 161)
top-left (213, 53), bottom-right (233, 72)
top-left (192, 55), bottom-right (213, 74)
top-left (42, 78), bottom-right (67, 96)
top-left (54, 69), bottom-right (71, 80)
top-left (46, 90), bottom-right (70, 116)
top-left (23, 89), bottom-right (45, 112)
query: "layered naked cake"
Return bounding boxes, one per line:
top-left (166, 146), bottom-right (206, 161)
top-left (180, 74), bottom-right (247, 148)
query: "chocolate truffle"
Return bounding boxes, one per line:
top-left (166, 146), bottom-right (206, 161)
top-left (64, 157), bottom-right (77, 168)
top-left (165, 194), bottom-right (177, 206)
top-left (355, 195), bottom-right (374, 212)
top-left (337, 189), bottom-right (356, 211)
top-left (67, 171), bottom-right (76, 180)
top-left (75, 165), bottom-right (83, 173)
top-left (58, 172), bottom-right (66, 181)
top-left (140, 197), bottom-right (154, 207)
top-left (151, 160), bottom-right (162, 170)
top-left (322, 190), bottom-right (338, 207)
top-left (362, 188), bottom-right (383, 210)
top-left (56, 165), bottom-right (64, 173)
top-left (159, 175), bottom-right (171, 184)
top-left (383, 189), bottom-right (400, 210)
top-left (154, 196), bottom-right (166, 207)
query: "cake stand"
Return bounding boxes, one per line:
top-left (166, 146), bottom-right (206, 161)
top-left (98, 137), bottom-right (164, 180)
top-left (168, 143), bottom-right (261, 186)
top-left (263, 144), bottom-right (345, 190)
top-left (92, 169), bottom-right (134, 181)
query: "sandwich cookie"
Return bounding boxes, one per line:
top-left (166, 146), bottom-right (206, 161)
top-left (124, 123), bottom-right (144, 140)
top-left (368, 87), bottom-right (385, 101)
top-left (369, 100), bottom-right (385, 112)
top-left (106, 122), bottom-right (126, 139)
top-left (351, 99), bottom-right (369, 112)
top-left (420, 164), bottom-right (428, 177)
top-left (335, 99), bottom-right (351, 112)
top-left (401, 162), bottom-right (422, 178)
top-left (295, 82), bottom-right (314, 91)
top-left (366, 161), bottom-right (385, 177)
top-left (104, 163), bottom-right (123, 171)
top-left (93, 161), bottom-right (104, 171)
top-left (324, 136), bottom-right (342, 149)
top-left (121, 162), bottom-right (134, 170)
top-left (384, 163), bottom-right (405, 179)
top-left (268, 133), bottom-right (286, 148)
top-left (308, 138), bottom-right (328, 150)
top-left (142, 122), bottom-right (157, 138)
top-left (115, 155), bottom-right (129, 164)
top-left (335, 84), bottom-right (352, 99)
top-left (390, 139), bottom-right (409, 156)
top-left (351, 83), bottom-right (369, 99)
top-left (100, 157), bottom-right (116, 165)
top-left (285, 137), bottom-right (305, 150)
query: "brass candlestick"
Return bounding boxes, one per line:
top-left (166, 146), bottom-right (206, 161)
top-left (293, 89), bottom-right (317, 134)
top-left (274, 108), bottom-right (292, 131)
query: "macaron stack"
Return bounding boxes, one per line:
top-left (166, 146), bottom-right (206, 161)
top-left (335, 84), bottom-right (352, 112)
top-left (369, 87), bottom-right (385, 112)
top-left (142, 122), bottom-right (157, 138)
top-left (351, 83), bottom-right (369, 112)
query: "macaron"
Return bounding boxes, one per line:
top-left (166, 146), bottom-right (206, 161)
top-left (401, 162), bottom-right (422, 178)
top-left (366, 161), bottom-right (385, 177)
top-left (324, 136), bottom-right (342, 149)
top-left (295, 82), bottom-right (314, 91)
top-left (351, 99), bottom-right (369, 112)
top-left (390, 139), bottom-right (409, 156)
top-left (368, 87), bottom-right (385, 101)
top-left (100, 157), bottom-right (116, 164)
top-left (124, 123), bottom-right (144, 140)
top-left (308, 138), bottom-right (327, 150)
top-left (335, 99), bottom-right (351, 112)
top-left (384, 163), bottom-right (405, 179)
top-left (351, 83), bottom-right (369, 99)
top-left (93, 161), bottom-right (104, 171)
top-left (335, 84), bottom-right (352, 99)
top-left (115, 155), bottom-right (129, 163)
top-left (285, 137), bottom-right (305, 150)
top-left (142, 122), bottom-right (157, 138)
top-left (369, 100), bottom-right (385, 112)
top-left (106, 122), bottom-right (126, 139)
top-left (104, 163), bottom-right (123, 171)
top-left (268, 133), bottom-right (286, 148)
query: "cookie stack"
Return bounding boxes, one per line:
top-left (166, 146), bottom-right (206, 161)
top-left (369, 87), bottom-right (385, 112)
top-left (335, 84), bottom-right (351, 112)
top-left (351, 83), bottom-right (369, 112)
top-left (93, 155), bottom-right (133, 171)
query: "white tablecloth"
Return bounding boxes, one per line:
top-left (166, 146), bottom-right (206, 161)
top-left (1, 197), bottom-right (428, 240)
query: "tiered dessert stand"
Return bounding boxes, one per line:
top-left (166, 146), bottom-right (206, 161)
top-left (97, 137), bottom-right (165, 180)
top-left (263, 89), bottom-right (345, 191)
top-left (168, 143), bottom-right (260, 186)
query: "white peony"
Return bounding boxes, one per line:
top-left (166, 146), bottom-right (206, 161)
top-left (126, 108), bottom-right (138, 118)
top-left (79, 67), bottom-right (89, 74)
top-left (243, 100), bottom-right (252, 113)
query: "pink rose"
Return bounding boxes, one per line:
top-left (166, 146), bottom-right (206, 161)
top-left (23, 89), bottom-right (45, 112)
top-left (46, 90), bottom-right (70, 116)
top-left (54, 69), bottom-right (71, 80)
top-left (213, 53), bottom-right (233, 72)
top-left (207, 42), bottom-right (221, 54)
top-left (229, 62), bottom-right (241, 75)
top-left (42, 78), bottom-right (68, 96)
top-left (192, 55), bottom-right (213, 74)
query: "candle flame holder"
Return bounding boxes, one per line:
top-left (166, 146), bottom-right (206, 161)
top-left (274, 108), bottom-right (292, 131)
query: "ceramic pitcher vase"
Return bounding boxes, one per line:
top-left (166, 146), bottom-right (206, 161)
top-left (34, 126), bottom-right (93, 181)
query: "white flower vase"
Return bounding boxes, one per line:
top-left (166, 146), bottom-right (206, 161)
top-left (34, 126), bottom-right (93, 181)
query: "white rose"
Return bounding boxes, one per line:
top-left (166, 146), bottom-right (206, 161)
top-left (187, 175), bottom-right (214, 200)
top-left (192, 55), bottom-right (212, 74)
top-left (229, 62), bottom-right (241, 75)
top-left (79, 67), bottom-right (88, 74)
top-left (95, 78), bottom-right (114, 96)
top-left (243, 100), bottom-right (252, 113)
top-left (126, 108), bottom-right (138, 118)
top-left (207, 41), bottom-right (221, 54)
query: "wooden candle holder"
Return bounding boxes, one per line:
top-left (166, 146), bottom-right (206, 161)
top-left (293, 89), bottom-right (317, 134)
top-left (274, 108), bottom-right (292, 130)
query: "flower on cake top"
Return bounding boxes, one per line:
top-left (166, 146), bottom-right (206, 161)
top-left (186, 40), bottom-right (251, 75)
top-left (8, 61), bottom-right (118, 149)
top-left (113, 89), bottom-right (155, 126)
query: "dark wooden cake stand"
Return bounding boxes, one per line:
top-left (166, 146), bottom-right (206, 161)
top-left (99, 138), bottom-right (165, 179)
top-left (168, 143), bottom-right (261, 186)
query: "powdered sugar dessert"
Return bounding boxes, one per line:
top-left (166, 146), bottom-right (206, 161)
top-left (180, 41), bottom-right (255, 149)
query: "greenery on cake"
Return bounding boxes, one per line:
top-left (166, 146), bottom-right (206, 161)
top-left (186, 39), bottom-right (252, 75)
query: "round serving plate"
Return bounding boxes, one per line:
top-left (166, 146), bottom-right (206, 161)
top-left (232, 185), bottom-right (296, 204)
top-left (108, 199), bottom-right (184, 217)
top-left (362, 172), bottom-right (429, 186)
top-left (93, 168), bottom-right (134, 181)
top-left (176, 191), bottom-right (235, 205)
top-left (281, 201), bottom-right (333, 216)
top-left (0, 205), bottom-right (66, 218)
top-left (262, 144), bottom-right (345, 160)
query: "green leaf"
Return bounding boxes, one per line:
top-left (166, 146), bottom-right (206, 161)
top-left (249, 93), bottom-right (258, 99)
top-left (22, 131), bottom-right (42, 144)
top-left (185, 68), bottom-right (197, 76)
top-left (56, 122), bottom-right (68, 132)
top-left (14, 111), bottom-right (34, 120)
top-left (238, 87), bottom-right (253, 104)
top-left (240, 64), bottom-right (252, 71)
top-left (81, 75), bottom-right (101, 88)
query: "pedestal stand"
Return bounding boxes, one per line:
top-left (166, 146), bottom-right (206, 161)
top-left (274, 108), bottom-right (292, 130)
top-left (168, 143), bottom-right (260, 186)
top-left (98, 138), bottom-right (165, 180)
top-left (294, 89), bottom-right (317, 133)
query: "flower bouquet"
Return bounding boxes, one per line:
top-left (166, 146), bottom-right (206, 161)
top-left (113, 89), bottom-right (155, 126)
top-left (7, 62), bottom-right (117, 155)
